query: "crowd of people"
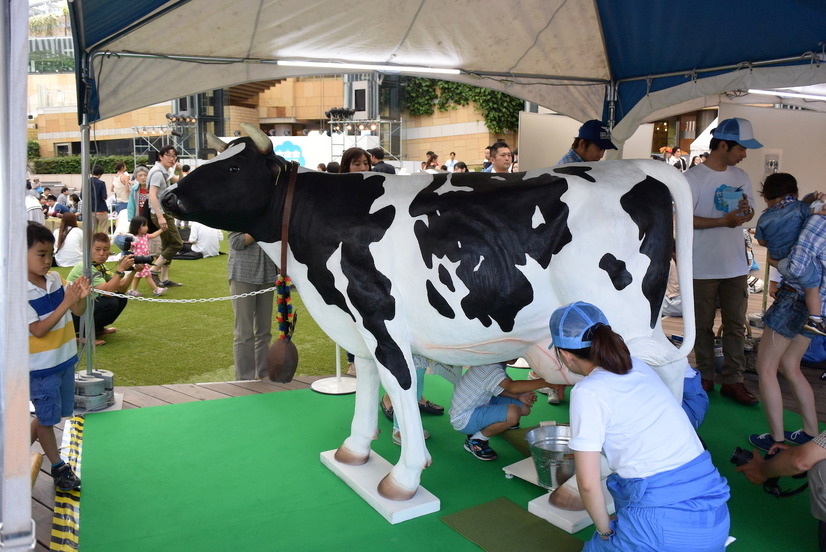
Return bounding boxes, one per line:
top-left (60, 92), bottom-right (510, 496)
top-left (25, 118), bottom-right (826, 550)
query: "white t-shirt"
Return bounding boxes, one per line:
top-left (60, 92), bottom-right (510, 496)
top-left (189, 222), bottom-right (223, 257)
top-left (686, 163), bottom-right (754, 279)
top-left (53, 226), bottom-right (84, 267)
top-left (568, 357), bottom-right (703, 479)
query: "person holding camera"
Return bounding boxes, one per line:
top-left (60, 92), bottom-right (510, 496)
top-left (550, 301), bottom-right (731, 551)
top-left (124, 216), bottom-right (167, 297)
top-left (66, 232), bottom-right (136, 345)
top-left (737, 433), bottom-right (826, 551)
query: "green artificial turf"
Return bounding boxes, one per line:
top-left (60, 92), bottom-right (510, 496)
top-left (52, 242), bottom-right (346, 386)
top-left (77, 372), bottom-right (822, 552)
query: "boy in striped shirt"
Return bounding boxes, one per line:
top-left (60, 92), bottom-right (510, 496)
top-left (27, 222), bottom-right (90, 491)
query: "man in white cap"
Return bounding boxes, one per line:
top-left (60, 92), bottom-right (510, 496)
top-left (686, 117), bottom-right (761, 406)
top-left (557, 119), bottom-right (618, 165)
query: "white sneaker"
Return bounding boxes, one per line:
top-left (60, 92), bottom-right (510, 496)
top-left (546, 387), bottom-right (560, 405)
top-left (153, 287), bottom-right (167, 296)
top-left (529, 370), bottom-right (553, 395)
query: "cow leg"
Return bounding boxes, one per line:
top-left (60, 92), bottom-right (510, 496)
top-left (376, 361), bottom-right (431, 501)
top-left (335, 356), bottom-right (379, 465)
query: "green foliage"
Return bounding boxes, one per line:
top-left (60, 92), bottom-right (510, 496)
top-left (401, 77), bottom-right (523, 134)
top-left (403, 77), bottom-right (438, 116)
top-left (28, 50), bottom-right (74, 73)
top-left (52, 243), bottom-right (346, 386)
top-left (28, 140), bottom-right (40, 160)
top-left (33, 155), bottom-right (149, 175)
top-left (29, 13), bottom-right (61, 36)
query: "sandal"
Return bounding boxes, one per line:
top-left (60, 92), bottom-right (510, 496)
top-left (418, 399), bottom-right (444, 415)
top-left (380, 395), bottom-right (394, 421)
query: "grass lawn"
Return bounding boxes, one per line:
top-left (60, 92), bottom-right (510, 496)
top-left (54, 239), bottom-right (347, 386)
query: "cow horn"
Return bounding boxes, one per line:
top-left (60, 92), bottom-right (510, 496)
top-left (241, 123), bottom-right (273, 155)
top-left (205, 132), bottom-right (227, 153)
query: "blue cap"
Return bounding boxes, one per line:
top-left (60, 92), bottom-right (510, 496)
top-left (549, 301), bottom-right (610, 350)
top-left (711, 118), bottom-right (763, 149)
top-left (577, 120), bottom-right (618, 150)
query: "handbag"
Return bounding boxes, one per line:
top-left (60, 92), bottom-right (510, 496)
top-left (139, 200), bottom-right (160, 233)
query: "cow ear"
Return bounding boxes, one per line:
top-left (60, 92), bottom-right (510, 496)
top-left (205, 132), bottom-right (228, 153)
top-left (241, 123), bottom-right (274, 156)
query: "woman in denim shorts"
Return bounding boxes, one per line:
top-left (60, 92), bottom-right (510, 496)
top-left (749, 284), bottom-right (819, 451)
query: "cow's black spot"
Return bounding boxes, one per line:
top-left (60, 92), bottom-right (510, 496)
top-left (410, 171), bottom-right (572, 332)
top-left (426, 280), bottom-right (455, 319)
top-left (599, 254), bottom-right (633, 290)
top-left (438, 264), bottom-right (455, 292)
top-left (621, 176), bottom-right (673, 328)
top-left (553, 166), bottom-right (596, 183)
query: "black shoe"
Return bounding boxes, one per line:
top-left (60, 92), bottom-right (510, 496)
top-left (418, 399), bottom-right (444, 415)
top-left (161, 279), bottom-right (183, 287)
top-left (51, 463), bottom-right (81, 491)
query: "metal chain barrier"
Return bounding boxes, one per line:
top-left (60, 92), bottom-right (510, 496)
top-left (92, 285), bottom-right (278, 303)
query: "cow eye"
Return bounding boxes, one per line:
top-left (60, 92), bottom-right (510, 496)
top-left (229, 166), bottom-right (240, 173)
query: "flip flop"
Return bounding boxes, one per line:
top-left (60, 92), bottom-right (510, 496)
top-left (98, 327), bottom-right (117, 335)
top-left (380, 395), bottom-right (394, 421)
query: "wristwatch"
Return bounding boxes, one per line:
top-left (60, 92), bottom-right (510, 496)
top-left (115, 270), bottom-right (125, 277)
top-left (596, 529), bottom-right (614, 539)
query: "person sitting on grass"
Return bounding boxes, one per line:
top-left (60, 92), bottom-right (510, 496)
top-left (67, 232), bottom-right (136, 345)
top-left (449, 362), bottom-right (551, 461)
top-left (125, 216), bottom-right (166, 297)
top-left (27, 221), bottom-right (91, 491)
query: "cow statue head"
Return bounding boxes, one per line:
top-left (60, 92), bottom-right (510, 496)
top-left (161, 123), bottom-right (291, 242)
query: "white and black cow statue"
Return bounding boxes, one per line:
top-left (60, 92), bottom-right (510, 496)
top-left (161, 123), bottom-right (695, 501)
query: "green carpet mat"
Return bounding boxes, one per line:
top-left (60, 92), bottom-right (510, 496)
top-left (78, 372), bottom-right (821, 551)
top-left (442, 497), bottom-right (583, 551)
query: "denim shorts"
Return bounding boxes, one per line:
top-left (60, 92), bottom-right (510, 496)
top-left (762, 286), bottom-right (810, 339)
top-left (30, 368), bottom-right (75, 426)
top-left (458, 395), bottom-right (522, 435)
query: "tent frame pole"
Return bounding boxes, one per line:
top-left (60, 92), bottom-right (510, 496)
top-left (1, 1), bottom-right (37, 549)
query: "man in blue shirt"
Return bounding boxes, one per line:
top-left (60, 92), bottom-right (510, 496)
top-left (557, 119), bottom-right (617, 165)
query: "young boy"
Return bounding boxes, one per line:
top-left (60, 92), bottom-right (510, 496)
top-left (27, 221), bottom-right (90, 491)
top-left (755, 173), bottom-right (826, 335)
top-left (450, 363), bottom-right (550, 461)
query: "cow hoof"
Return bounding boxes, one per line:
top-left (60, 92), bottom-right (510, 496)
top-left (334, 445), bottom-right (369, 466)
top-left (548, 484), bottom-right (585, 511)
top-left (378, 473), bottom-right (417, 501)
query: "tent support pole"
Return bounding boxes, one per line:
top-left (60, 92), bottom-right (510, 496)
top-left (1, 1), bottom-right (36, 549)
top-left (80, 113), bottom-right (96, 375)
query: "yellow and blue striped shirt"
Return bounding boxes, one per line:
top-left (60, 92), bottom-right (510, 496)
top-left (28, 272), bottom-right (78, 375)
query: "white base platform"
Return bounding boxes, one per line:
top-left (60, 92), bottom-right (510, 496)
top-left (527, 482), bottom-right (615, 534)
top-left (504, 456), bottom-right (614, 534)
top-left (320, 449), bottom-right (440, 524)
top-left (311, 376), bottom-right (357, 395)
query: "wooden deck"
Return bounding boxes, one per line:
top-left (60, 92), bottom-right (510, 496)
top-left (29, 244), bottom-right (826, 550)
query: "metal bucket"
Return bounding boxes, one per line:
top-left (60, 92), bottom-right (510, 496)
top-left (525, 424), bottom-right (575, 491)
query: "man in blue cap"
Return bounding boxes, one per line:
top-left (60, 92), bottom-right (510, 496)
top-left (557, 119), bottom-right (618, 165)
top-left (686, 117), bottom-right (761, 406)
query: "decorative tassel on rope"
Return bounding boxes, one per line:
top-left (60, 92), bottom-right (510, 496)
top-left (275, 275), bottom-right (296, 340)
top-left (268, 159), bottom-right (301, 383)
